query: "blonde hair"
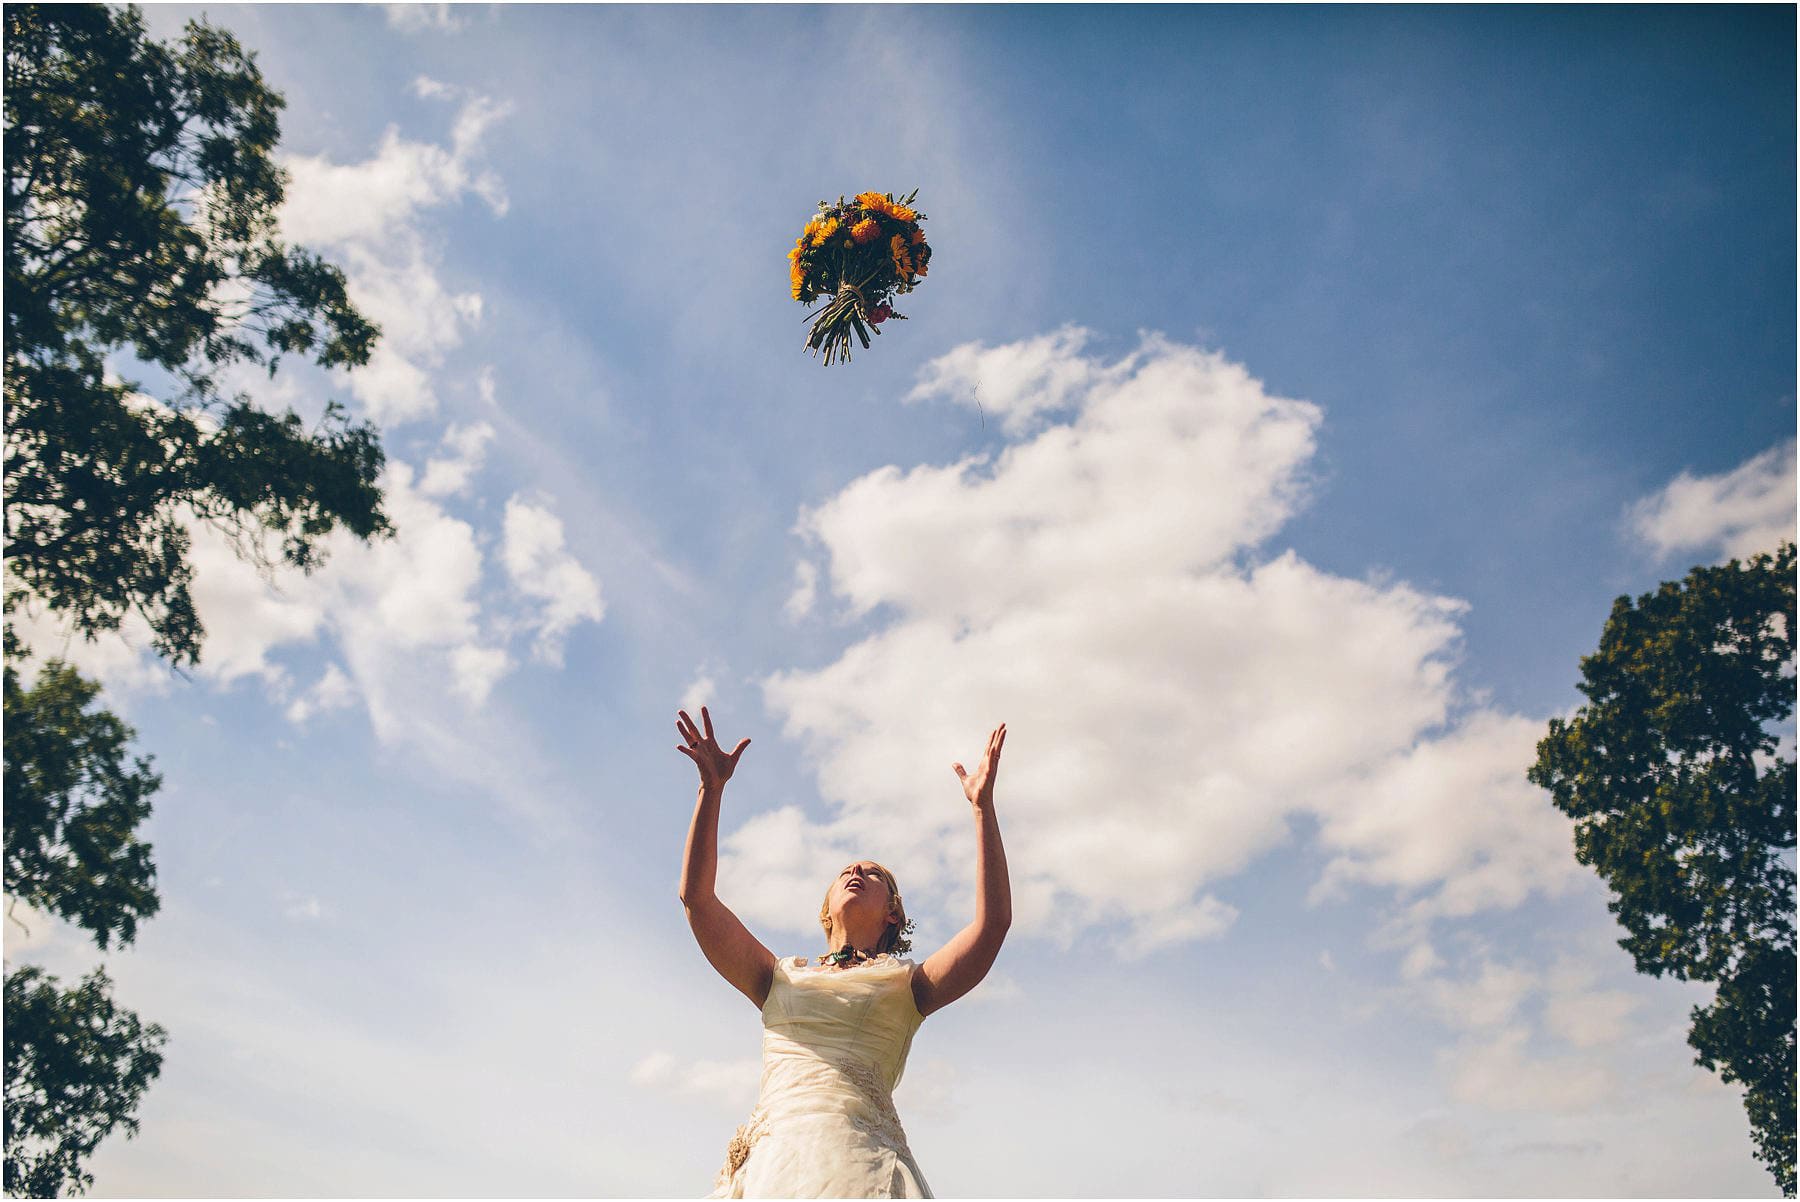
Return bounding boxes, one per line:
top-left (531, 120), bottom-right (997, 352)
top-left (818, 860), bottom-right (914, 956)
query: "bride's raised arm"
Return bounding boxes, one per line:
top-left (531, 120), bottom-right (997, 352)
top-left (677, 706), bottom-right (777, 1008)
top-left (913, 722), bottom-right (1013, 1018)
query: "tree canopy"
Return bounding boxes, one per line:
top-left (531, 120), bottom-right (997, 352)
top-left (3, 966), bottom-right (166, 1199)
top-left (1530, 541), bottom-right (1796, 1196)
top-left (4, 630), bottom-right (161, 953)
top-left (4, 2), bottom-right (388, 667)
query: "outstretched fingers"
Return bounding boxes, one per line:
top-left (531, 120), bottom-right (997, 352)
top-left (728, 737), bottom-right (751, 764)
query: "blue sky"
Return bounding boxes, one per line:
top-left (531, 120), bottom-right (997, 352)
top-left (8, 3), bottom-right (1796, 1196)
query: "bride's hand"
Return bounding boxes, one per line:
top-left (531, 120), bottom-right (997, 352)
top-left (952, 722), bottom-right (1006, 811)
top-left (677, 706), bottom-right (750, 790)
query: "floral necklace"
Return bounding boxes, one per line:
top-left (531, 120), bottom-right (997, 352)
top-left (823, 944), bottom-right (880, 969)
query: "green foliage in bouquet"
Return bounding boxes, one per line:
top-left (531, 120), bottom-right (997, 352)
top-left (788, 190), bottom-right (931, 366)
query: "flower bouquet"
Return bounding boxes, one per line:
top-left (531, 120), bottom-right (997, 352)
top-left (789, 190), bottom-right (932, 366)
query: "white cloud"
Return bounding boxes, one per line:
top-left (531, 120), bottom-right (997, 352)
top-left (783, 560), bottom-right (818, 622)
top-left (30, 456), bottom-right (590, 828)
top-left (680, 673), bottom-right (714, 717)
top-left (1401, 939), bottom-right (1445, 981)
top-left (1310, 709), bottom-right (1583, 919)
top-left (451, 644), bottom-right (513, 705)
top-left (1116, 894), bottom-right (1239, 960)
top-left (150, 461), bottom-right (490, 735)
top-left (278, 88), bottom-right (511, 425)
top-left (282, 893), bottom-right (325, 921)
top-left (1628, 438), bottom-right (1796, 564)
top-left (502, 496), bottom-right (605, 665)
top-left (411, 75), bottom-right (454, 100)
top-left (744, 331), bottom-right (1576, 961)
top-left (286, 663), bottom-right (357, 724)
top-left (1422, 959), bottom-right (1537, 1031)
top-left (1542, 986), bottom-right (1641, 1051)
top-left (3, 590), bottom-right (174, 699)
top-left (1539, 958), bottom-right (1643, 1050)
top-left (419, 421), bottom-right (497, 497)
top-left (1440, 1025), bottom-right (1615, 1113)
top-left (385, 4), bottom-right (467, 34)
top-left (184, 525), bottom-right (329, 690)
top-left (907, 325), bottom-right (1116, 437)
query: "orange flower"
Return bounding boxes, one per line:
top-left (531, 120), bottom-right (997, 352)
top-left (908, 228), bottom-right (927, 246)
top-left (888, 204), bottom-right (917, 222)
top-left (855, 191), bottom-right (890, 214)
top-left (850, 217), bottom-right (881, 244)
top-left (810, 217), bottom-right (841, 248)
top-left (889, 233), bottom-right (913, 278)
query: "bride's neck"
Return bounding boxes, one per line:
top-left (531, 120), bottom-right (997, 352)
top-left (828, 924), bottom-right (882, 956)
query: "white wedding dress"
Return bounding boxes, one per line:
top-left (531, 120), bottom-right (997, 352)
top-left (707, 953), bottom-right (931, 1198)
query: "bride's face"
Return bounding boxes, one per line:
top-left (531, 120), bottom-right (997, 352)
top-left (832, 861), bottom-right (895, 921)
top-left (838, 863), bottom-right (896, 910)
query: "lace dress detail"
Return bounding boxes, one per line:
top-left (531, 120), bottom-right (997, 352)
top-left (835, 1057), bottom-right (910, 1152)
top-left (706, 955), bottom-right (931, 1199)
top-left (714, 1109), bottom-right (772, 1192)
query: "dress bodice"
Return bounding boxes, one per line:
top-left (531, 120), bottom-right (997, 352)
top-left (708, 954), bottom-right (932, 1198)
top-left (761, 954), bottom-right (925, 1098)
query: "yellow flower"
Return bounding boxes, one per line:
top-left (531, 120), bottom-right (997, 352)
top-left (850, 217), bottom-right (881, 244)
top-left (810, 217), bottom-right (841, 248)
top-left (855, 191), bottom-right (890, 213)
top-left (888, 204), bottom-right (917, 222)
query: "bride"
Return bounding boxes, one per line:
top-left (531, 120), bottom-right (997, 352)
top-left (676, 706), bottom-right (1012, 1199)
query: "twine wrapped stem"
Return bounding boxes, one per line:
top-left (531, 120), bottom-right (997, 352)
top-left (804, 271), bottom-right (881, 366)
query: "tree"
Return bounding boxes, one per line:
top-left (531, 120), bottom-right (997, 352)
top-left (4, 966), bottom-right (165, 1199)
top-left (4, 5), bottom-right (391, 1193)
top-left (1530, 541), bottom-right (1795, 1196)
top-left (5, 630), bottom-right (161, 953)
top-left (5, 3), bottom-right (388, 667)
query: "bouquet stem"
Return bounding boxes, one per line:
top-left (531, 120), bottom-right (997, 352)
top-left (805, 273), bottom-right (881, 366)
